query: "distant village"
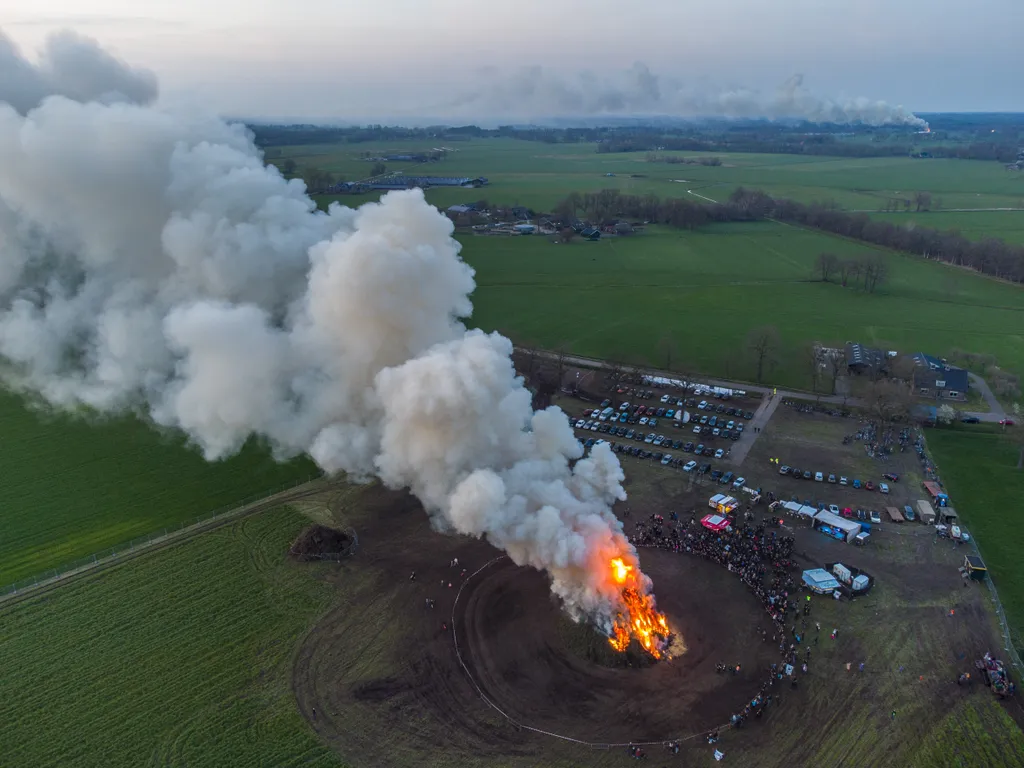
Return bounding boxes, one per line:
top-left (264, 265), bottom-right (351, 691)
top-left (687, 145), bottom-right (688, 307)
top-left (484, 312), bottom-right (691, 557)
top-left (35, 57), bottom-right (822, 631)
top-left (439, 202), bottom-right (645, 240)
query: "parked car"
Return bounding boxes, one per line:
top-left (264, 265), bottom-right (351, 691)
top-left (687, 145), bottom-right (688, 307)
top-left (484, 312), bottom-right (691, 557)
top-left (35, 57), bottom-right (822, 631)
top-left (961, 416), bottom-right (980, 424)
top-left (827, 473), bottom-right (836, 483)
top-left (574, 419), bottom-right (585, 428)
top-left (683, 460), bottom-right (697, 472)
top-left (660, 394), bottom-right (670, 403)
top-left (791, 467), bottom-right (802, 477)
top-left (814, 471), bottom-right (824, 482)
top-left (853, 479), bottom-right (861, 489)
top-left (840, 476), bottom-right (849, 486)
top-left (826, 503), bottom-right (839, 514)
top-left (644, 433), bottom-right (655, 443)
top-left (1000, 419), bottom-right (1015, 426)
top-left (904, 504), bottom-right (916, 522)
top-left (684, 441), bottom-right (694, 452)
top-left (744, 410), bottom-right (754, 419)
top-left (649, 418), bottom-right (658, 427)
top-left (711, 469), bottom-right (723, 481)
top-left (698, 400), bottom-right (708, 410)
top-left (709, 416), bottom-right (718, 427)
top-left (883, 473), bottom-right (900, 482)
top-left (699, 463), bottom-right (711, 474)
top-left (869, 510), bottom-right (882, 524)
top-left (726, 420), bottom-right (735, 430)
top-left (661, 454), bottom-right (673, 465)
top-left (600, 399), bottom-right (611, 408)
top-left (693, 425), bottom-right (702, 434)
top-left (879, 483), bottom-right (890, 494)
top-left (803, 470), bottom-right (812, 480)
top-left (665, 409), bottom-right (675, 418)
top-left (712, 428), bottom-right (721, 437)
top-left (779, 464), bottom-right (790, 475)
top-left (700, 415), bottom-right (708, 425)
top-left (715, 448), bottom-right (724, 459)
top-left (619, 412), bottom-right (628, 423)
top-left (721, 471), bottom-right (734, 485)
top-left (733, 476), bottom-right (746, 489)
top-left (655, 407), bottom-right (665, 417)
top-left (721, 429), bottom-right (731, 439)
top-left (865, 481), bottom-right (876, 491)
top-left (653, 436), bottom-right (663, 446)
top-left (626, 429), bottom-right (635, 439)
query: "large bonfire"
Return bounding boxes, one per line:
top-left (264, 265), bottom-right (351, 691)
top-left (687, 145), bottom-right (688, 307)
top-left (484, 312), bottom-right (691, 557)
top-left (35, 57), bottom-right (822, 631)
top-left (607, 557), bottom-right (671, 659)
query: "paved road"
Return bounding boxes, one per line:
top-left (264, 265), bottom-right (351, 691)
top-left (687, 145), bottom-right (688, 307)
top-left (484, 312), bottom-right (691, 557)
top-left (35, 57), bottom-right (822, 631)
top-left (536, 348), bottom-right (998, 441)
top-left (967, 372), bottom-right (1006, 420)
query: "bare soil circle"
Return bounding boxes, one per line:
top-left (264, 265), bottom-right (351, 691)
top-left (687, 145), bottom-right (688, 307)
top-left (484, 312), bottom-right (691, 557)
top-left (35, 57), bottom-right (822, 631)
top-left (455, 547), bottom-right (778, 743)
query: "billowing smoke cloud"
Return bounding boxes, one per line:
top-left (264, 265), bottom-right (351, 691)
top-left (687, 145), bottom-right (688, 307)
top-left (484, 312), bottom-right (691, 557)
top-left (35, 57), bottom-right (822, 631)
top-left (0, 30), bottom-right (157, 114)
top-left (0, 33), bottom-right (644, 630)
top-left (441, 63), bottom-right (927, 128)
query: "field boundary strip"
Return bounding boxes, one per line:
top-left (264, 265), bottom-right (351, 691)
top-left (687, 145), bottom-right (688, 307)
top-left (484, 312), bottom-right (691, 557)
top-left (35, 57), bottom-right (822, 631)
top-left (923, 436), bottom-right (1024, 670)
top-left (0, 474), bottom-right (330, 609)
top-left (449, 556), bottom-right (728, 750)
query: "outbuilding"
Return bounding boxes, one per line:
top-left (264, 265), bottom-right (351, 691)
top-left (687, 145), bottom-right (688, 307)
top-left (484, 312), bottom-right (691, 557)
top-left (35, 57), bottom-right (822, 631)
top-left (812, 510), bottom-right (862, 542)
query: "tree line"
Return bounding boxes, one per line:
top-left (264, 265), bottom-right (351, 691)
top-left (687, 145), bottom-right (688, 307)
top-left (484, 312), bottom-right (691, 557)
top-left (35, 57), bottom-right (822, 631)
top-left (556, 187), bottom-right (1024, 285)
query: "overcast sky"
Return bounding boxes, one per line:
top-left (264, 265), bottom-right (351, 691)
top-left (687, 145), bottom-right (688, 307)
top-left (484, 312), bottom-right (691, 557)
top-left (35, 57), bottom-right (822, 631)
top-left (4, 0), bottom-right (1022, 120)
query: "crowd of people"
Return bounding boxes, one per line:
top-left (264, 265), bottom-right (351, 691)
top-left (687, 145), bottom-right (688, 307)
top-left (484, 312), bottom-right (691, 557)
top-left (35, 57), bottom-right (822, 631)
top-left (629, 511), bottom-right (819, 734)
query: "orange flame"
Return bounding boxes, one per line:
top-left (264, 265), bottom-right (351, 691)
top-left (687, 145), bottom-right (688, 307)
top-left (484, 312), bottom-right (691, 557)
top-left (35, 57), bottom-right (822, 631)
top-left (606, 557), bottom-right (670, 659)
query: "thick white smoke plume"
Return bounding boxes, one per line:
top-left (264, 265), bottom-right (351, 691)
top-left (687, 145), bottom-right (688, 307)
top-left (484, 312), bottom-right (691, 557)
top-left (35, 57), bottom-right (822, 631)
top-left (0, 31), bottom-right (157, 114)
top-left (0, 32), bottom-right (642, 629)
top-left (442, 64), bottom-right (927, 128)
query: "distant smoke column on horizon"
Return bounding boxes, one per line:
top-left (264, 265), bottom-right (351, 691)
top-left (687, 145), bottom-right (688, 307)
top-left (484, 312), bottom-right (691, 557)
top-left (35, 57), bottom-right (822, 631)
top-left (441, 64), bottom-right (928, 128)
top-left (0, 29), bottom-right (651, 633)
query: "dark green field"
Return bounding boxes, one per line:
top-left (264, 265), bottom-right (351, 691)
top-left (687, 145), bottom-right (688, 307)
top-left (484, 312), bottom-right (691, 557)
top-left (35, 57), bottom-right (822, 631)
top-left (0, 391), bottom-right (317, 587)
top-left (457, 224), bottom-right (1024, 387)
top-left (927, 428), bottom-right (1024, 650)
top-left (0, 505), bottom-right (343, 768)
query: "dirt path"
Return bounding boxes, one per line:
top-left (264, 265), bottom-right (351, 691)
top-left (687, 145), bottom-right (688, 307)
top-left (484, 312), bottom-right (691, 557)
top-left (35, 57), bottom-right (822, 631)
top-left (0, 478), bottom-right (330, 610)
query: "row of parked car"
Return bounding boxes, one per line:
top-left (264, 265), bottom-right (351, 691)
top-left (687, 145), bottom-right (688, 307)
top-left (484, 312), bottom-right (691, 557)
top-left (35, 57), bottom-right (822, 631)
top-left (577, 435), bottom-right (743, 484)
top-left (577, 419), bottom-right (734, 460)
top-left (778, 465), bottom-right (898, 494)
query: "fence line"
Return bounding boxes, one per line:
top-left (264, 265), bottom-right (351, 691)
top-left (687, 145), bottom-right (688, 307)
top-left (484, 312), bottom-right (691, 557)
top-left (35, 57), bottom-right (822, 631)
top-left (921, 433), bottom-right (1024, 670)
top-left (449, 556), bottom-right (728, 750)
top-left (0, 473), bottom-right (325, 600)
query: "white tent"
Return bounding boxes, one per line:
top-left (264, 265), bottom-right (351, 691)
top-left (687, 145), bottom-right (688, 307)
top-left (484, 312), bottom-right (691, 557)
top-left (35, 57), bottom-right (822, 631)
top-left (798, 505), bottom-right (819, 518)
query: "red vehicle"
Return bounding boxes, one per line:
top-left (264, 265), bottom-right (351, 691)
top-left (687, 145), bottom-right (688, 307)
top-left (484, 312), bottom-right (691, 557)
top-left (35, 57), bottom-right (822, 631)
top-left (583, 408), bottom-right (593, 416)
top-left (841, 507), bottom-right (854, 519)
top-left (865, 481), bottom-right (876, 491)
top-left (1001, 419), bottom-right (1016, 426)
top-left (701, 514), bottom-right (731, 533)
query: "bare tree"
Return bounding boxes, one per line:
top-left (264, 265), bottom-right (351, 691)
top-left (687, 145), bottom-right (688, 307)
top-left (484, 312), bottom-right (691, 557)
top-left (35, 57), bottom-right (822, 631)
top-left (746, 326), bottom-right (781, 384)
top-left (827, 351), bottom-right (846, 396)
top-left (657, 334), bottom-right (678, 372)
top-left (889, 355), bottom-right (918, 394)
top-left (844, 259), bottom-right (863, 288)
top-left (914, 191), bottom-right (933, 212)
top-left (806, 343), bottom-right (823, 396)
top-left (859, 379), bottom-right (914, 427)
top-left (554, 343), bottom-right (570, 389)
top-left (558, 228), bottom-right (576, 243)
top-left (861, 255), bottom-right (889, 293)
top-left (282, 158), bottom-right (296, 175)
top-left (814, 252), bottom-right (839, 283)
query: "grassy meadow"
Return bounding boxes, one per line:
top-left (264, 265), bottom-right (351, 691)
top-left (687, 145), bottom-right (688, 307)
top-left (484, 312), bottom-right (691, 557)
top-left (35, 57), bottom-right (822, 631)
top-left (0, 505), bottom-right (344, 768)
top-left (927, 428), bottom-right (1024, 647)
top-left (455, 223), bottom-right (1024, 388)
top-left (294, 137), bottom-right (1024, 238)
top-left (0, 391), bottom-right (317, 586)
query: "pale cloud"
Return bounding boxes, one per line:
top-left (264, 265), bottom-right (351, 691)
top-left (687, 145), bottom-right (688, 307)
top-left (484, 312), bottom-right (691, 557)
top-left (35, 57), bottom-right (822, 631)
top-left (3, 0), bottom-right (1020, 118)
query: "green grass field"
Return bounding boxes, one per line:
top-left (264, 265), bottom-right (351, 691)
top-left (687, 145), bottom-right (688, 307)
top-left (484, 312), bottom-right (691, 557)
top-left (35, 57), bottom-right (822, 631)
top-left (0, 505), bottom-right (344, 768)
top-left (0, 391), bottom-right (317, 587)
top-left (927, 428), bottom-right (1024, 648)
top-left (455, 223), bottom-right (1024, 388)
top-left (292, 137), bottom-right (1024, 240)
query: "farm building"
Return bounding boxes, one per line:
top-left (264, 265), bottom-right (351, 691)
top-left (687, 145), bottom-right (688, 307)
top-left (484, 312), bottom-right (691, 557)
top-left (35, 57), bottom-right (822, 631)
top-left (580, 228), bottom-right (601, 241)
top-left (845, 343), bottom-right (888, 375)
top-left (912, 353), bottom-right (969, 401)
